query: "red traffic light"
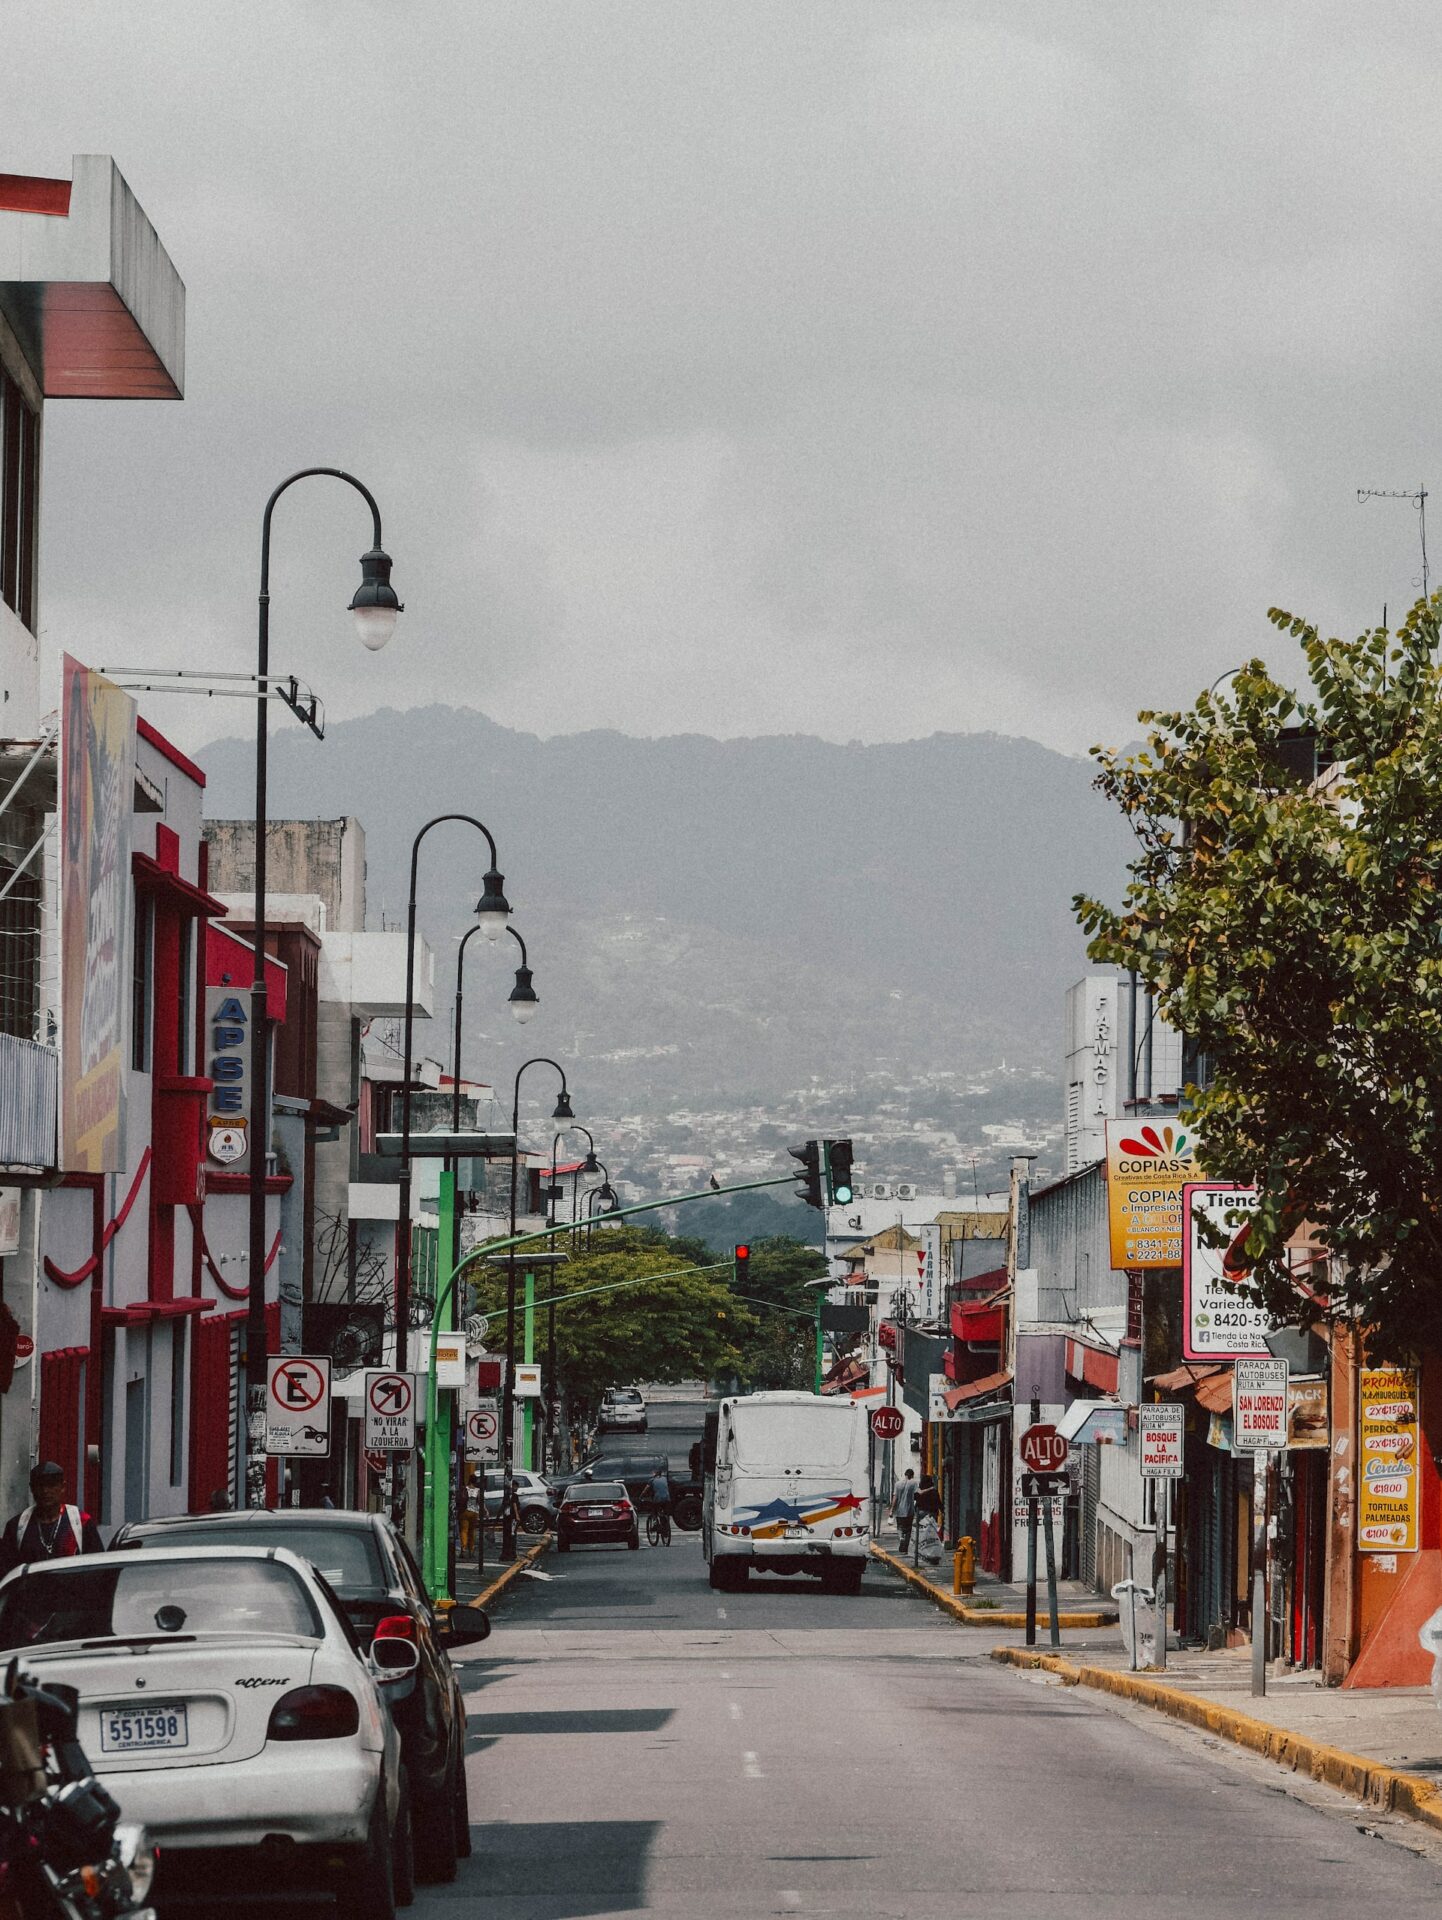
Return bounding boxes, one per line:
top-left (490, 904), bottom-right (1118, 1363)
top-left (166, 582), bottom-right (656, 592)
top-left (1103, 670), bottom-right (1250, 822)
top-left (735, 1244), bottom-right (750, 1260)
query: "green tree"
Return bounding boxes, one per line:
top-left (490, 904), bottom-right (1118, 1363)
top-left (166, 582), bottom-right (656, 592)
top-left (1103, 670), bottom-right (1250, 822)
top-left (1075, 595), bottom-right (1442, 1352)
top-left (729, 1237), bottom-right (829, 1390)
top-left (468, 1228), bottom-right (755, 1417)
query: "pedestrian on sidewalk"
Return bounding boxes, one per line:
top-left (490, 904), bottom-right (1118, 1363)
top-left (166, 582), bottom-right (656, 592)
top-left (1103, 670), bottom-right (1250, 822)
top-left (0, 1462), bottom-right (103, 1575)
top-left (892, 1468), bottom-right (918, 1553)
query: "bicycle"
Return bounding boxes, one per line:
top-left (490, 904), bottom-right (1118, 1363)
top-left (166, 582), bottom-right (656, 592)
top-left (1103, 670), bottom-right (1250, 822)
top-left (645, 1504), bottom-right (673, 1547)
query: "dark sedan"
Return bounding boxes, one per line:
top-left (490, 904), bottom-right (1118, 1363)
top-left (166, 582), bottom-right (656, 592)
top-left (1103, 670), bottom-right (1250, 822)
top-left (556, 1481), bottom-right (639, 1552)
top-left (109, 1506), bottom-right (488, 1885)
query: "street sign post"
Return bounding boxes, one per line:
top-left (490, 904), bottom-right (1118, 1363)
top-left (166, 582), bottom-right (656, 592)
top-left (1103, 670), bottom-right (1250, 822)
top-left (1018, 1422), bottom-right (1067, 1650)
top-left (465, 1401), bottom-right (501, 1463)
top-left (1233, 1358), bottom-right (1288, 1700)
top-left (364, 1371), bottom-right (417, 1453)
top-left (1138, 1405), bottom-right (1185, 1477)
top-left (265, 1355), bottom-right (331, 1457)
top-left (870, 1405), bottom-right (905, 1441)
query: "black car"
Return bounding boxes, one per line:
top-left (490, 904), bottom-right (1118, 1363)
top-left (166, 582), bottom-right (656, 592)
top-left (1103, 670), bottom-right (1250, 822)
top-left (556, 1481), bottom-right (639, 1552)
top-left (109, 1507), bottom-right (487, 1884)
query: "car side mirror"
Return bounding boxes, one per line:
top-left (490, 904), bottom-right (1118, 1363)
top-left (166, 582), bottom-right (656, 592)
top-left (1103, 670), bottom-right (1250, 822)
top-left (438, 1606), bottom-right (491, 1650)
top-left (370, 1636), bottom-right (421, 1686)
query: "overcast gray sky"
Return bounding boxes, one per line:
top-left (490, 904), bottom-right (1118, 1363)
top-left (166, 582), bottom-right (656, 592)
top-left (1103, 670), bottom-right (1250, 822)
top-left (8, 2), bottom-right (1441, 756)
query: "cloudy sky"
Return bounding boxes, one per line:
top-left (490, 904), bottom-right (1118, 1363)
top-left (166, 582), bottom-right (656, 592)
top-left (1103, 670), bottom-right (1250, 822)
top-left (7, 2), bottom-right (1441, 756)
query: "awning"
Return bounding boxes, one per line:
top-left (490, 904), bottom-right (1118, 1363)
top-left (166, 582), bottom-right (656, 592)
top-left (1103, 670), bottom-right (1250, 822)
top-left (942, 1368), bottom-right (1012, 1413)
top-left (1065, 1335), bottom-right (1120, 1395)
top-left (820, 1357), bottom-right (869, 1397)
top-left (1151, 1362), bottom-right (1233, 1417)
top-left (1057, 1398), bottom-right (1129, 1445)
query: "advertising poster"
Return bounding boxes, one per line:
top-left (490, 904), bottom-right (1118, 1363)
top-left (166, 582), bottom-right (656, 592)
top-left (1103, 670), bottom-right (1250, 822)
top-left (60, 656), bottom-right (135, 1174)
top-left (1182, 1182), bottom-right (1274, 1360)
top-left (1358, 1366), bottom-right (1420, 1554)
top-left (1106, 1120), bottom-right (1203, 1268)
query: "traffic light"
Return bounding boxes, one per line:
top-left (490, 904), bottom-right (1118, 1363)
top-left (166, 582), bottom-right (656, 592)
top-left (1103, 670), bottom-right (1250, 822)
top-left (734, 1243), bottom-right (750, 1285)
top-left (790, 1139), bottom-right (823, 1209)
top-left (825, 1138), bottom-right (854, 1206)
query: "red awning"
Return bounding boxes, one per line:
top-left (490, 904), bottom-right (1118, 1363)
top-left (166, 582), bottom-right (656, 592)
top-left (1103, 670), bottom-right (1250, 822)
top-left (1150, 1362), bottom-right (1233, 1416)
top-left (821, 1357), bottom-right (869, 1397)
top-left (942, 1368), bottom-right (1012, 1413)
top-left (1065, 1336), bottom-right (1120, 1395)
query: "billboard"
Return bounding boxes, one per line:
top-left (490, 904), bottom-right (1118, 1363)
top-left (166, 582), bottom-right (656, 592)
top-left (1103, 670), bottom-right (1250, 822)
top-left (1105, 1119), bottom-right (1203, 1267)
top-left (1358, 1366), bottom-right (1419, 1554)
top-left (60, 657), bottom-right (135, 1173)
top-left (1182, 1183), bottom-right (1273, 1360)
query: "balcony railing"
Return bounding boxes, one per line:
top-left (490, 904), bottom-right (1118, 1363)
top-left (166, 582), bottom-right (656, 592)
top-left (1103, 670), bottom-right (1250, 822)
top-left (0, 1033), bottom-right (57, 1169)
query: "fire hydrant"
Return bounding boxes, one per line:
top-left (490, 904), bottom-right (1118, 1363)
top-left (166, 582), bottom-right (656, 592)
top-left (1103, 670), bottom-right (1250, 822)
top-left (953, 1535), bottom-right (976, 1597)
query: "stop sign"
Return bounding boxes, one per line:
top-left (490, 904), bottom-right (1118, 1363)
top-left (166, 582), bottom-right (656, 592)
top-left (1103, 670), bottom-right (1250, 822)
top-left (1019, 1423), bottom-right (1068, 1474)
top-left (364, 1449), bottom-right (388, 1477)
top-left (870, 1405), bottom-right (905, 1440)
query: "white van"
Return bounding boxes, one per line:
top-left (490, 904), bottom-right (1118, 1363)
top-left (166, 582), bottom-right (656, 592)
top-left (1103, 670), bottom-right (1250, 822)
top-left (703, 1391), bottom-right (870, 1594)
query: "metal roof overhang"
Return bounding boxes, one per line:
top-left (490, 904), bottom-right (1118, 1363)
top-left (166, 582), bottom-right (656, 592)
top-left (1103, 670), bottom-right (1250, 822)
top-left (0, 157), bottom-right (184, 399)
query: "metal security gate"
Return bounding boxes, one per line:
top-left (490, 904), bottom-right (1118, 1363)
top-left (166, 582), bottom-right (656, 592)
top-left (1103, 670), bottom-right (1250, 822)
top-left (1080, 1443), bottom-right (1099, 1590)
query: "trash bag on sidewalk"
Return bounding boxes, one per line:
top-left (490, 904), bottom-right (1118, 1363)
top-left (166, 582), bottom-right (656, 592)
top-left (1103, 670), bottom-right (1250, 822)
top-left (917, 1516), bottom-right (943, 1566)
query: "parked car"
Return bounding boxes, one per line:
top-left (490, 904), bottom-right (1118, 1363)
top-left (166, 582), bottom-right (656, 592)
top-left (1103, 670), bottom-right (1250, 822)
top-left (108, 1506), bottom-right (486, 1885)
top-left (0, 1545), bottom-right (418, 1919)
top-left (556, 1481), bottom-right (639, 1552)
top-left (482, 1469), bottom-right (556, 1534)
top-left (598, 1387), bottom-right (648, 1434)
top-left (551, 1452), bottom-right (704, 1529)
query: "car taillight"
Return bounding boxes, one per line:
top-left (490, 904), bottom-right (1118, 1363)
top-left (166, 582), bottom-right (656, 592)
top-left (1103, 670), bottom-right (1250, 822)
top-left (266, 1686), bottom-right (360, 1742)
top-left (373, 1613), bottom-right (416, 1641)
top-left (617, 1501), bottom-right (633, 1514)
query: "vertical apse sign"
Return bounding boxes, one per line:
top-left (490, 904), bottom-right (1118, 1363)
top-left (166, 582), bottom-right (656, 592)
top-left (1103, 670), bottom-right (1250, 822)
top-left (60, 656), bottom-right (135, 1173)
top-left (205, 991), bottom-right (250, 1169)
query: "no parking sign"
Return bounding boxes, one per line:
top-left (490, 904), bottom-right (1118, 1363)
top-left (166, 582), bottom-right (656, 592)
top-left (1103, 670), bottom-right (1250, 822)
top-left (465, 1400), bottom-right (500, 1462)
top-left (265, 1355), bottom-right (331, 1456)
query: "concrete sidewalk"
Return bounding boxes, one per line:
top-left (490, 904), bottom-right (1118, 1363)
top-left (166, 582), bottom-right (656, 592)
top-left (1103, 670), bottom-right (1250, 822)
top-left (1009, 1640), bottom-right (1442, 1780)
top-left (871, 1535), bottom-right (1118, 1630)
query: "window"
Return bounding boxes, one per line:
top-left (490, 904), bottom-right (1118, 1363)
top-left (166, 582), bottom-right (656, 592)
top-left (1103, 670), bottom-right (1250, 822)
top-left (168, 1319), bottom-right (187, 1486)
top-left (176, 919), bottom-right (195, 1075)
top-left (130, 897), bottom-right (153, 1072)
top-left (0, 1556), bottom-right (323, 1649)
top-left (0, 365), bottom-right (40, 631)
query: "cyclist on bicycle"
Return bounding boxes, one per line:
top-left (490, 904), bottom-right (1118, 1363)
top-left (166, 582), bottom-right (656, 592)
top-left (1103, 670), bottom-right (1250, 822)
top-left (648, 1467), bottom-right (673, 1544)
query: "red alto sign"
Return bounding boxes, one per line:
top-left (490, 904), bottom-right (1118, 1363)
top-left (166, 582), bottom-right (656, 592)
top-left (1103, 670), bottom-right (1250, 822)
top-left (1019, 1423), bottom-right (1069, 1474)
top-left (870, 1405), bottom-right (905, 1440)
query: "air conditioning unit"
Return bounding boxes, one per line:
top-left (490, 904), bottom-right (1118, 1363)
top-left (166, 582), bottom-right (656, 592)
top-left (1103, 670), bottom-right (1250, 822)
top-left (895, 1183), bottom-right (916, 1200)
top-left (869, 1183), bottom-right (890, 1200)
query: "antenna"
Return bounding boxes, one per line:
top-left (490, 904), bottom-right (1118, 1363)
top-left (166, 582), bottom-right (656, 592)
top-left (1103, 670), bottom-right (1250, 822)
top-left (1358, 486), bottom-right (1429, 601)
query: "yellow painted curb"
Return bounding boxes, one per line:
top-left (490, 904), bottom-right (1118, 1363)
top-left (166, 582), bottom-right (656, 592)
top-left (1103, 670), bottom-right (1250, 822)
top-left (991, 1645), bottom-right (1442, 1832)
top-left (468, 1535), bottom-right (550, 1612)
top-left (870, 1543), bottom-right (1115, 1630)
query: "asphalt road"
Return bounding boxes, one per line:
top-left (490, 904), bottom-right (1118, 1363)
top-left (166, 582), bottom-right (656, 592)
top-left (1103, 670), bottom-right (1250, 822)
top-left (162, 1395), bottom-right (1442, 1915)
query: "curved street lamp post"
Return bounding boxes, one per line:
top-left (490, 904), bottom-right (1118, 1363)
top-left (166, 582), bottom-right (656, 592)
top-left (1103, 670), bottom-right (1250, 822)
top-left (391, 815), bottom-right (509, 1533)
top-left (246, 469), bottom-right (401, 1511)
top-left (502, 1058), bottom-right (573, 1558)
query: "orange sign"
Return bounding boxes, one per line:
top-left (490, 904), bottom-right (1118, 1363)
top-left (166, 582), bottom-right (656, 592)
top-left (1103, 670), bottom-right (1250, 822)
top-left (1106, 1120), bottom-right (1203, 1268)
top-left (1358, 1366), bottom-right (1419, 1554)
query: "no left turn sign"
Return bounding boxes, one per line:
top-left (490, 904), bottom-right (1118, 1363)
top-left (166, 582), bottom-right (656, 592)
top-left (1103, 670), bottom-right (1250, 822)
top-left (365, 1371), bottom-right (418, 1452)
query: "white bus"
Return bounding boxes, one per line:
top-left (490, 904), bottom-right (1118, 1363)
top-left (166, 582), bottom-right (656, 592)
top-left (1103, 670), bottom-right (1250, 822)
top-left (703, 1391), bottom-right (870, 1594)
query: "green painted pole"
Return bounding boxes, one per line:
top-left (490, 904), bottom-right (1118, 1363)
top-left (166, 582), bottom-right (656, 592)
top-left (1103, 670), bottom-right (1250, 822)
top-left (523, 1271), bottom-right (535, 1472)
top-left (422, 1168), bottom-right (457, 1600)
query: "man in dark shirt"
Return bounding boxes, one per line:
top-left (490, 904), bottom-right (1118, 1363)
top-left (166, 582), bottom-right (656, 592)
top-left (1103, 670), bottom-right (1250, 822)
top-left (0, 1462), bottom-right (103, 1575)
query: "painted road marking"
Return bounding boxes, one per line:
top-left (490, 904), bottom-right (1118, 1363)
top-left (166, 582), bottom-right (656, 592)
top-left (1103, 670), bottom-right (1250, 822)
top-left (743, 1750), bottom-right (764, 1779)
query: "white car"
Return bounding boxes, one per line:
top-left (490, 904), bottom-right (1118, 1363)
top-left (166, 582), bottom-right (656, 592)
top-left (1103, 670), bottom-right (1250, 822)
top-left (599, 1387), bottom-right (648, 1434)
top-left (0, 1545), bottom-right (420, 1918)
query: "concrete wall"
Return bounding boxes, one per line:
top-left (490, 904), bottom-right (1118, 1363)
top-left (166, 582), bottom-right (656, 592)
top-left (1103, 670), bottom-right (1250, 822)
top-left (205, 817), bottom-right (366, 933)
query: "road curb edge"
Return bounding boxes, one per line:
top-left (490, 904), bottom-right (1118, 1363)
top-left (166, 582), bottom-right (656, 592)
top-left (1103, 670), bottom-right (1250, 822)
top-left (869, 1542), bottom-right (1115, 1629)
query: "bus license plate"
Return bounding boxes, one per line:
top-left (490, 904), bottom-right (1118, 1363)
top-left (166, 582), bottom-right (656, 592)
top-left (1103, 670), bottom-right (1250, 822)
top-left (100, 1704), bottom-right (188, 1753)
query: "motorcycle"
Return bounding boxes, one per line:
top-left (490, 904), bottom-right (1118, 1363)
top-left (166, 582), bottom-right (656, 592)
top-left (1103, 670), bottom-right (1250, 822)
top-left (0, 1659), bottom-right (154, 1919)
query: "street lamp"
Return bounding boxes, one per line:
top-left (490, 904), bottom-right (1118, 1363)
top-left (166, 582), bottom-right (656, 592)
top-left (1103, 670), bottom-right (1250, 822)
top-left (246, 468), bottom-right (400, 1511)
top-left (503, 1057), bottom-right (573, 1558)
top-left (392, 815), bottom-right (509, 1532)
top-left (506, 926), bottom-right (539, 1025)
top-left (583, 1166), bottom-right (619, 1248)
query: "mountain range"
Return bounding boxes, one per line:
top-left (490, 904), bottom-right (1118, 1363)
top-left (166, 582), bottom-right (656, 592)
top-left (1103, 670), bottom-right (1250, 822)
top-left (196, 709), bottom-right (1135, 1183)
